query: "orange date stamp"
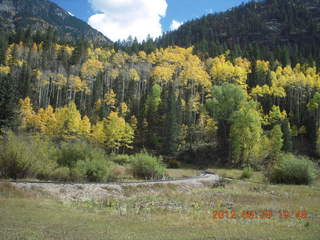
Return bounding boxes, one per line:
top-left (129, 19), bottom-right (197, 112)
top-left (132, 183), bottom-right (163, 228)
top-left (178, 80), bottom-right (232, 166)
top-left (212, 209), bottom-right (308, 220)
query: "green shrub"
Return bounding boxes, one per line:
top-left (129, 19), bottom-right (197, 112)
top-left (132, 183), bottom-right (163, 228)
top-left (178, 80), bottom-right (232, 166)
top-left (57, 141), bottom-right (106, 168)
top-left (167, 159), bottom-right (181, 169)
top-left (267, 154), bottom-right (317, 185)
top-left (109, 154), bottom-right (131, 165)
top-left (56, 141), bottom-right (115, 182)
top-left (130, 152), bottom-right (166, 179)
top-left (240, 166), bottom-right (253, 179)
top-left (74, 159), bottom-right (114, 182)
top-left (0, 132), bottom-right (58, 179)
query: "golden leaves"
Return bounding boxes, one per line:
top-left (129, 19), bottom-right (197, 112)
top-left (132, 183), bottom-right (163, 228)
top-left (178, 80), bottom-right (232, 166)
top-left (208, 54), bottom-right (250, 88)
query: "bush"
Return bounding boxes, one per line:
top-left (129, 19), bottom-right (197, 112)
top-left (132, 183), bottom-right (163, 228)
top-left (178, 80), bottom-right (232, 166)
top-left (56, 141), bottom-right (115, 182)
top-left (109, 154), bottom-right (131, 165)
top-left (267, 154), bottom-right (317, 185)
top-left (130, 152), bottom-right (166, 179)
top-left (167, 159), bottom-right (181, 169)
top-left (74, 159), bottom-right (114, 182)
top-left (240, 166), bottom-right (253, 179)
top-left (57, 141), bottom-right (106, 168)
top-left (0, 132), bottom-right (58, 179)
top-left (0, 134), bottom-right (115, 182)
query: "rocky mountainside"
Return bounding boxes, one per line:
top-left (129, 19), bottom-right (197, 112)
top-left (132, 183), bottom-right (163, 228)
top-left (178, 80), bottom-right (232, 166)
top-left (0, 0), bottom-right (111, 44)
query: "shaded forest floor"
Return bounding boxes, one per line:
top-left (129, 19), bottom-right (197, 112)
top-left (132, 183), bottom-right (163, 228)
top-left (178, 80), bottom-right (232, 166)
top-left (0, 168), bottom-right (319, 240)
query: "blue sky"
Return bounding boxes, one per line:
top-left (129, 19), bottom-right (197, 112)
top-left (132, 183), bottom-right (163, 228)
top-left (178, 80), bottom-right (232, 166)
top-left (51, 0), bottom-right (250, 41)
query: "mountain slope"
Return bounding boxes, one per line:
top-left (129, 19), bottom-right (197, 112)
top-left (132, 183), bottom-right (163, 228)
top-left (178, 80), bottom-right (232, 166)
top-left (158, 0), bottom-right (320, 62)
top-left (0, 0), bottom-right (111, 44)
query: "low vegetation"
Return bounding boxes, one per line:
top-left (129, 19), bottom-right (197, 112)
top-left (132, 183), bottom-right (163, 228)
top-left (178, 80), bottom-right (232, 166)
top-left (0, 169), bottom-right (319, 240)
top-left (267, 154), bottom-right (318, 185)
top-left (130, 152), bottom-right (166, 179)
top-left (0, 132), bottom-right (167, 182)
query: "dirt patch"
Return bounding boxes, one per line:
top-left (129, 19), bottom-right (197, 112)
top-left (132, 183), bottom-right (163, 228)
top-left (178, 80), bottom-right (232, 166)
top-left (10, 174), bottom-right (221, 202)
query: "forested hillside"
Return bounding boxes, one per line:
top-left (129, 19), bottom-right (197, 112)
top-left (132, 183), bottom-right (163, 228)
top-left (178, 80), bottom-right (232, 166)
top-left (0, 29), bottom-right (320, 165)
top-left (157, 0), bottom-right (320, 66)
top-left (0, 0), bottom-right (319, 184)
top-left (0, 0), bottom-right (111, 44)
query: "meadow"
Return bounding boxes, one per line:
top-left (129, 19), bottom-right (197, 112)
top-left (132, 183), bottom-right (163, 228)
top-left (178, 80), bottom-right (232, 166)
top-left (0, 168), bottom-right (319, 240)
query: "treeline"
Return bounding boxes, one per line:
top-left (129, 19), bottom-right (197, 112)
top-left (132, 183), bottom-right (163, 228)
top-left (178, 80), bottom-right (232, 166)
top-left (156, 0), bottom-right (320, 67)
top-left (0, 32), bottom-right (320, 169)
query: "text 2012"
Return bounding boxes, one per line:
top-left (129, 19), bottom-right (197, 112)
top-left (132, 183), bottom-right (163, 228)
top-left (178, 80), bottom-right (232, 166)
top-left (212, 209), bottom-right (308, 220)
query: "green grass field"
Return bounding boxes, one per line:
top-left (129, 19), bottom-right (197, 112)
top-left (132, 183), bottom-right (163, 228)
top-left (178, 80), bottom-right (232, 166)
top-left (0, 169), bottom-right (319, 240)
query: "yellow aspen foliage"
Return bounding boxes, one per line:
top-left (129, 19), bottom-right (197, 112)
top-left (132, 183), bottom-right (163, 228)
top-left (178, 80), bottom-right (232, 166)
top-left (128, 54), bottom-right (139, 64)
top-left (265, 105), bottom-right (287, 125)
top-left (147, 52), bottom-right (157, 64)
top-left (112, 51), bottom-right (128, 67)
top-left (138, 51), bottom-right (147, 60)
top-left (14, 60), bottom-right (25, 67)
top-left (103, 112), bottom-right (134, 151)
top-left (234, 57), bottom-right (251, 73)
top-left (53, 43), bottom-right (62, 52)
top-left (179, 54), bottom-right (211, 87)
top-left (129, 68), bottom-right (140, 81)
top-left (103, 90), bottom-right (117, 109)
top-left (5, 44), bottom-right (14, 65)
top-left (151, 46), bottom-right (210, 88)
top-left (256, 60), bottom-right (270, 73)
top-left (110, 68), bottom-right (120, 80)
top-left (208, 54), bottom-right (249, 88)
top-left (0, 65), bottom-right (10, 75)
top-left (52, 73), bottom-right (67, 88)
top-left (55, 102), bottom-right (82, 140)
top-left (63, 45), bottom-right (74, 56)
top-left (81, 58), bottom-right (104, 80)
top-left (270, 86), bottom-right (286, 97)
top-left (251, 85), bottom-right (269, 97)
top-left (120, 102), bottom-right (129, 115)
top-left (130, 115), bottom-right (138, 132)
top-left (36, 105), bottom-right (57, 136)
top-left (91, 121), bottom-right (106, 144)
top-left (80, 115), bottom-right (91, 136)
top-left (69, 75), bottom-right (88, 92)
top-left (270, 64), bottom-right (320, 89)
top-left (19, 97), bottom-right (36, 129)
top-left (251, 85), bottom-right (286, 98)
top-left (191, 93), bottom-right (201, 112)
top-left (151, 63), bottom-right (175, 83)
top-left (32, 69), bottom-right (42, 80)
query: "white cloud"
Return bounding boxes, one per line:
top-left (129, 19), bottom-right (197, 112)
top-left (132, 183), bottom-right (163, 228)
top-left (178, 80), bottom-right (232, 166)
top-left (170, 20), bottom-right (183, 31)
top-left (88, 0), bottom-right (168, 42)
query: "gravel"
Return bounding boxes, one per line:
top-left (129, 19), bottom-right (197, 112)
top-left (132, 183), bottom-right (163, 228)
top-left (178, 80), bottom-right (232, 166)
top-left (10, 174), bottom-right (221, 202)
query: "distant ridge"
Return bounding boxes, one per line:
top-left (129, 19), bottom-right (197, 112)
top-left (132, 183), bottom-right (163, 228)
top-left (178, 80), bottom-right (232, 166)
top-left (0, 0), bottom-right (112, 44)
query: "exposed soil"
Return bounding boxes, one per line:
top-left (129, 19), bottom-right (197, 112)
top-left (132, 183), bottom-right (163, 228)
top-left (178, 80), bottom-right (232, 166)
top-left (9, 174), bottom-right (221, 202)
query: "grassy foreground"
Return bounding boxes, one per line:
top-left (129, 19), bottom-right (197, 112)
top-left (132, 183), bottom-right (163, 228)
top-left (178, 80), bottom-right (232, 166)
top-left (0, 169), bottom-right (319, 240)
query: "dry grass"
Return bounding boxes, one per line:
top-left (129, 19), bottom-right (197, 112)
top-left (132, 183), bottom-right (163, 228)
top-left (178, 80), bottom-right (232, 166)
top-left (0, 171), bottom-right (319, 240)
